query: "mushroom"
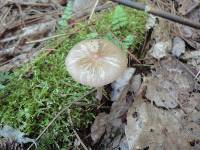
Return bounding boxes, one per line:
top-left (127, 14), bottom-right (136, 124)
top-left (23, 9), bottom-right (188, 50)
top-left (65, 39), bottom-right (128, 88)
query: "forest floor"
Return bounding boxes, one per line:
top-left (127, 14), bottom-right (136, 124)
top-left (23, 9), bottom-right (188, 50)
top-left (0, 0), bottom-right (200, 150)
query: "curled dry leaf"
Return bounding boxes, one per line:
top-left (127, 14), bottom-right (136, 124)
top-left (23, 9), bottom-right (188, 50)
top-left (130, 74), bottom-right (142, 94)
top-left (0, 125), bottom-right (35, 144)
top-left (111, 68), bottom-right (136, 102)
top-left (148, 18), bottom-right (172, 60)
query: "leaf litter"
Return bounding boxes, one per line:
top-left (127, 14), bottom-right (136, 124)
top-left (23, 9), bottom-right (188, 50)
top-left (90, 0), bottom-right (200, 149)
top-left (1, 0), bottom-right (200, 149)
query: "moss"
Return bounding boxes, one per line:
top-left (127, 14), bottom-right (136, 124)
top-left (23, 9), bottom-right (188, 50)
top-left (0, 6), bottom-right (146, 149)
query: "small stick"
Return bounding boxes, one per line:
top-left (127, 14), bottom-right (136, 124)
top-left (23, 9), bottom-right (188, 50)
top-left (110, 32), bottom-right (141, 64)
top-left (27, 89), bottom-right (96, 150)
top-left (25, 34), bottom-right (66, 44)
top-left (111, 0), bottom-right (200, 29)
top-left (26, 29), bottom-right (79, 44)
top-left (88, 0), bottom-right (99, 23)
top-left (7, 0), bottom-right (52, 7)
top-left (67, 109), bottom-right (89, 150)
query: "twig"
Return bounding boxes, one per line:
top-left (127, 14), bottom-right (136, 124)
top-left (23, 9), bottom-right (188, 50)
top-left (195, 71), bottom-right (200, 80)
top-left (181, 2), bottom-right (199, 15)
top-left (16, 3), bottom-right (25, 28)
top-left (26, 30), bottom-right (79, 44)
top-left (88, 0), bottom-right (99, 23)
top-left (25, 34), bottom-right (66, 44)
top-left (49, 0), bottom-right (63, 10)
top-left (176, 58), bottom-right (200, 83)
top-left (27, 89), bottom-right (96, 150)
top-left (7, 0), bottom-right (52, 7)
top-left (132, 64), bottom-right (152, 67)
top-left (111, 0), bottom-right (200, 29)
top-left (0, 21), bottom-right (56, 43)
top-left (71, 102), bottom-right (109, 109)
top-left (110, 32), bottom-right (141, 64)
top-left (6, 11), bottom-right (59, 32)
top-left (0, 6), bottom-right (13, 36)
top-left (67, 109), bottom-right (89, 150)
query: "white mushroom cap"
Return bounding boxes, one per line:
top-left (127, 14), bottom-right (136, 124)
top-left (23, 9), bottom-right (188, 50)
top-left (65, 39), bottom-right (128, 87)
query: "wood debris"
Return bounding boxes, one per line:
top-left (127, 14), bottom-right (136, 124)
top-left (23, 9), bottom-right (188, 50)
top-left (0, 0), bottom-right (60, 71)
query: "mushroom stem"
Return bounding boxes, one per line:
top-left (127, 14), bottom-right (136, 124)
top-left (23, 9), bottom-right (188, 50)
top-left (96, 87), bottom-right (103, 101)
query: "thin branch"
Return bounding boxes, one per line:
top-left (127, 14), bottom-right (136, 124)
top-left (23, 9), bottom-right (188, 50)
top-left (27, 89), bottom-right (96, 150)
top-left (26, 30), bottom-right (79, 44)
top-left (88, 0), bottom-right (99, 23)
top-left (7, 0), bottom-right (52, 7)
top-left (111, 0), bottom-right (200, 29)
top-left (110, 32), bottom-right (141, 64)
top-left (67, 109), bottom-right (89, 150)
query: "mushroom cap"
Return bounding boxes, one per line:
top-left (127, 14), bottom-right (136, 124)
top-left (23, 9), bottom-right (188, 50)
top-left (65, 39), bottom-right (128, 87)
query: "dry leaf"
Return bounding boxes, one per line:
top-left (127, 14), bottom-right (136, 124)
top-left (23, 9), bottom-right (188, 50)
top-left (146, 57), bottom-right (195, 109)
top-left (125, 99), bottom-right (191, 150)
top-left (111, 68), bottom-right (136, 102)
top-left (91, 113), bottom-right (108, 144)
top-left (0, 125), bottom-right (35, 144)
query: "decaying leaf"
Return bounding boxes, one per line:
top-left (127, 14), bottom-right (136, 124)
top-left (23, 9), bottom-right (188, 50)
top-left (146, 77), bottom-right (179, 108)
top-left (175, 0), bottom-right (200, 49)
top-left (111, 68), bottom-right (136, 102)
top-left (130, 74), bottom-right (142, 94)
top-left (0, 0), bottom-right (59, 71)
top-left (148, 18), bottom-right (172, 60)
top-left (146, 57), bottom-right (195, 109)
top-left (0, 21), bottom-right (56, 43)
top-left (125, 57), bottom-right (200, 149)
top-left (178, 0), bottom-right (199, 15)
top-left (179, 93), bottom-right (200, 113)
top-left (0, 138), bottom-right (24, 150)
top-left (91, 113), bottom-right (108, 144)
top-left (91, 68), bottom-right (137, 148)
top-left (182, 50), bottom-right (200, 70)
top-left (189, 111), bottom-right (200, 125)
top-left (0, 125), bottom-right (35, 144)
top-left (125, 97), bottom-right (191, 150)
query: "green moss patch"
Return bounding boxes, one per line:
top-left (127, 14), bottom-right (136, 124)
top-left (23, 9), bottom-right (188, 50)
top-left (0, 6), bottom-right (146, 149)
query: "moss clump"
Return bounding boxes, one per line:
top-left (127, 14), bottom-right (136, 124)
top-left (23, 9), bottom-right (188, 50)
top-left (0, 6), bottom-right (146, 149)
